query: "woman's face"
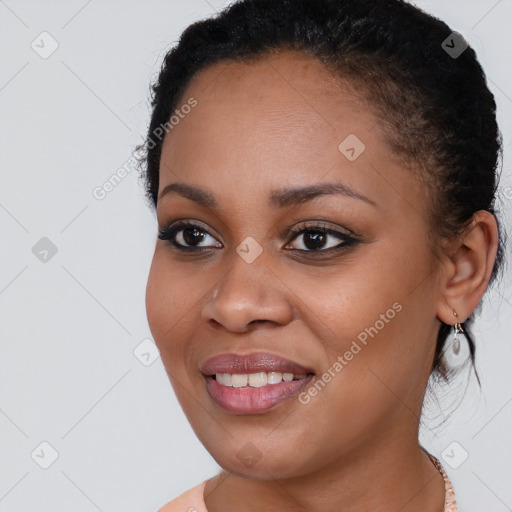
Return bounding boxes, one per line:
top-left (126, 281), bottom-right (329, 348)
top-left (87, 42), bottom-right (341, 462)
top-left (146, 50), bottom-right (444, 479)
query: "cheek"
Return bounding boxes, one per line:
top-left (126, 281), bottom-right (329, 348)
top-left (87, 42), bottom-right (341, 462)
top-left (145, 252), bottom-right (207, 418)
top-left (286, 237), bottom-right (436, 391)
top-left (145, 250), bottom-right (195, 358)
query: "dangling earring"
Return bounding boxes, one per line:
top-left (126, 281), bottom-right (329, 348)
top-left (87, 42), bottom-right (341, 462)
top-left (452, 311), bottom-right (464, 356)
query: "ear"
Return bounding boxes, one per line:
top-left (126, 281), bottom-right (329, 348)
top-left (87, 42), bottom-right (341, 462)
top-left (437, 210), bottom-right (499, 325)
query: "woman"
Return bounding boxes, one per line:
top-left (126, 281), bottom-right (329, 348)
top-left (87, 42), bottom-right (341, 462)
top-left (139, 0), bottom-right (505, 510)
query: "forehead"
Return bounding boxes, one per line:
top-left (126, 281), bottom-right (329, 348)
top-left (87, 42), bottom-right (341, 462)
top-left (158, 50), bottom-right (421, 216)
top-left (189, 49), bottom-right (350, 101)
top-left (175, 49), bottom-right (366, 135)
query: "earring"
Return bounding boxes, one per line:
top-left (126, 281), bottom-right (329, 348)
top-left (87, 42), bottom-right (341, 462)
top-left (452, 311), bottom-right (464, 356)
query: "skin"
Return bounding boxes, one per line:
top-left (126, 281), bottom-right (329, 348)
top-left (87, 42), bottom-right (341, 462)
top-left (145, 50), bottom-right (498, 512)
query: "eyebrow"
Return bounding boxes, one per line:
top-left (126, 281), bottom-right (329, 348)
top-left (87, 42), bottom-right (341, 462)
top-left (158, 181), bottom-right (376, 208)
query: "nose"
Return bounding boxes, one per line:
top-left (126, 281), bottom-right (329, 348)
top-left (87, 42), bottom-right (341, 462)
top-left (201, 251), bottom-right (294, 333)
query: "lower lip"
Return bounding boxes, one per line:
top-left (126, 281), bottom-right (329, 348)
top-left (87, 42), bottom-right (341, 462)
top-left (204, 374), bottom-right (314, 414)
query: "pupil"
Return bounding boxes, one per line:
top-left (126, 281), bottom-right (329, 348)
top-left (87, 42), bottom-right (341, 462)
top-left (304, 231), bottom-right (326, 250)
top-left (183, 227), bottom-right (205, 246)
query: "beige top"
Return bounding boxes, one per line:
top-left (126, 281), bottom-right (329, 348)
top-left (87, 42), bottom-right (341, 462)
top-left (158, 454), bottom-right (457, 512)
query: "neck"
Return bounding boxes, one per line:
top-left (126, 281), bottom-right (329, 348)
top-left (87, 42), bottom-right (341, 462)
top-left (204, 427), bottom-right (446, 512)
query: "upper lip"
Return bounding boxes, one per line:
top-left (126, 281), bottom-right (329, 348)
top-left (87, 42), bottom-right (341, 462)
top-left (201, 352), bottom-right (315, 376)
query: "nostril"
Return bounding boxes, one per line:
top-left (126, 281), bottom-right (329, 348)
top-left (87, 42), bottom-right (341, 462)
top-left (249, 319), bottom-right (267, 326)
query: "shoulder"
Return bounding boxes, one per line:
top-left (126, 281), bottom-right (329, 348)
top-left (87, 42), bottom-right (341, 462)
top-left (158, 480), bottom-right (208, 512)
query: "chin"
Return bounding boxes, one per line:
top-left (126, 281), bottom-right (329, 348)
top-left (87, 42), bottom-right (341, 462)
top-left (205, 443), bottom-right (314, 481)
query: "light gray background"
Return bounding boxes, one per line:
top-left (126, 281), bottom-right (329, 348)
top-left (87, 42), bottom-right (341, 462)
top-left (0, 1), bottom-right (511, 511)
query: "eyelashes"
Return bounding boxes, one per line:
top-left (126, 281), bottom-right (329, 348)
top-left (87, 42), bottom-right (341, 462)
top-left (158, 220), bottom-right (222, 252)
top-left (283, 220), bottom-right (358, 253)
top-left (158, 219), bottom-right (359, 255)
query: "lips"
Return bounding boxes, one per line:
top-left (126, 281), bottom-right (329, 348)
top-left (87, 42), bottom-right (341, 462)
top-left (200, 352), bottom-right (314, 376)
top-left (200, 352), bottom-right (315, 414)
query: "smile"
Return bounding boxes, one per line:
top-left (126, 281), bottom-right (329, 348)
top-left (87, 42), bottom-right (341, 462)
top-left (201, 352), bottom-right (315, 414)
top-left (215, 371), bottom-right (305, 387)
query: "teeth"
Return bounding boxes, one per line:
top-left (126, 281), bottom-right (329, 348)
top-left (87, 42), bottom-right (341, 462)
top-left (216, 373), bottom-right (232, 386)
top-left (267, 371), bottom-right (283, 384)
top-left (215, 371), bottom-right (306, 387)
top-left (248, 372), bottom-right (267, 387)
top-left (231, 374), bottom-right (248, 388)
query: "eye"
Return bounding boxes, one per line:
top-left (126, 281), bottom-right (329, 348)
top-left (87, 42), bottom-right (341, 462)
top-left (285, 221), bottom-right (358, 253)
top-left (158, 220), bottom-right (222, 250)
